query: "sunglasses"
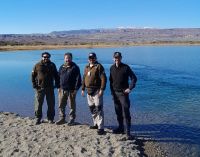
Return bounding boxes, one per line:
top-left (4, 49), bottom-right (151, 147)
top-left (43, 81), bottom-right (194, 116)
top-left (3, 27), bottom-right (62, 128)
top-left (89, 57), bottom-right (95, 60)
top-left (114, 57), bottom-right (120, 59)
top-left (43, 56), bottom-right (50, 59)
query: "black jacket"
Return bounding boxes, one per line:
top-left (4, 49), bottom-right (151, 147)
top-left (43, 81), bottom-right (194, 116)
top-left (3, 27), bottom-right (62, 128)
top-left (32, 60), bottom-right (60, 89)
top-left (59, 62), bottom-right (81, 91)
top-left (109, 63), bottom-right (137, 92)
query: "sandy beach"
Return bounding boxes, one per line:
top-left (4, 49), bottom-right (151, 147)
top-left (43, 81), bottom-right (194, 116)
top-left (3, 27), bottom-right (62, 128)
top-left (1, 41), bottom-right (200, 52)
top-left (0, 112), bottom-right (145, 157)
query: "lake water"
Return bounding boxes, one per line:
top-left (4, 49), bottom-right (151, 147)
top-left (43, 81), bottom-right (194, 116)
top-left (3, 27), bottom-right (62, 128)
top-left (0, 46), bottom-right (200, 156)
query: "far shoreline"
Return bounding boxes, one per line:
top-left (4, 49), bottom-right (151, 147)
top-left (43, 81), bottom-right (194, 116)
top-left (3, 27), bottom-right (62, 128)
top-left (1, 42), bottom-right (200, 52)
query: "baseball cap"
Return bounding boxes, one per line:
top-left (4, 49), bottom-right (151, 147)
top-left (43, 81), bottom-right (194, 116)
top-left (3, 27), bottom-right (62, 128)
top-left (42, 52), bottom-right (51, 58)
top-left (88, 52), bottom-right (97, 59)
top-left (113, 52), bottom-right (122, 58)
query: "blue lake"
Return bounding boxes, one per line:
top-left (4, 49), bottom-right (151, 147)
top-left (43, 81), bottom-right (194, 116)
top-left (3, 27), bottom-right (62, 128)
top-left (0, 46), bottom-right (200, 156)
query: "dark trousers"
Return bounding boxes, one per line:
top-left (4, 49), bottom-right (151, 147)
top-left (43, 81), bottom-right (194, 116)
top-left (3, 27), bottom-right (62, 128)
top-left (34, 87), bottom-right (55, 120)
top-left (113, 91), bottom-right (131, 129)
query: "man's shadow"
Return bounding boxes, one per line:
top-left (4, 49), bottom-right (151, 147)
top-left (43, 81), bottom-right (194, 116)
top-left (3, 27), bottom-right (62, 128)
top-left (106, 124), bottom-right (200, 157)
top-left (132, 124), bottom-right (200, 145)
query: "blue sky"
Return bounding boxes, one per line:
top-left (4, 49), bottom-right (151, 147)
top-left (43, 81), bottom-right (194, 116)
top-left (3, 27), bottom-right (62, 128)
top-left (0, 0), bottom-right (200, 34)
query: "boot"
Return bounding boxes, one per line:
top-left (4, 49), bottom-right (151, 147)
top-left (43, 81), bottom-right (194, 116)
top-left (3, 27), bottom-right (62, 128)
top-left (55, 118), bottom-right (66, 125)
top-left (97, 129), bottom-right (105, 135)
top-left (48, 119), bottom-right (54, 124)
top-left (89, 124), bottom-right (98, 129)
top-left (126, 126), bottom-right (132, 140)
top-left (67, 119), bottom-right (75, 126)
top-left (112, 126), bottom-right (125, 134)
top-left (35, 118), bottom-right (41, 125)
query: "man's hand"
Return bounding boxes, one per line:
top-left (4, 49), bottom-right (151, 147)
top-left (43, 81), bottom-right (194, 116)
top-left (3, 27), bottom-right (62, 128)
top-left (124, 88), bottom-right (131, 94)
top-left (58, 88), bottom-right (62, 104)
top-left (33, 85), bottom-right (41, 90)
top-left (81, 90), bottom-right (85, 97)
top-left (58, 88), bottom-right (61, 93)
top-left (33, 84), bottom-right (39, 89)
top-left (73, 90), bottom-right (77, 95)
top-left (98, 90), bottom-right (103, 97)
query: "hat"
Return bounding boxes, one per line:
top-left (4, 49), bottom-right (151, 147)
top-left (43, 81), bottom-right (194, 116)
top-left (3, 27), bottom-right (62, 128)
top-left (88, 52), bottom-right (97, 59)
top-left (113, 52), bottom-right (122, 58)
top-left (42, 52), bottom-right (51, 58)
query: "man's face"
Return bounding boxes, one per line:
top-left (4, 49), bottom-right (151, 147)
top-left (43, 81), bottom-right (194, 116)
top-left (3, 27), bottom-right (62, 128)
top-left (64, 55), bottom-right (72, 64)
top-left (114, 56), bottom-right (122, 64)
top-left (88, 57), bottom-right (96, 64)
top-left (42, 54), bottom-right (50, 63)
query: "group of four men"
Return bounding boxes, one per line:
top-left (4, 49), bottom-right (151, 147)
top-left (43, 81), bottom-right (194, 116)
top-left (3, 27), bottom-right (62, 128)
top-left (31, 51), bottom-right (137, 138)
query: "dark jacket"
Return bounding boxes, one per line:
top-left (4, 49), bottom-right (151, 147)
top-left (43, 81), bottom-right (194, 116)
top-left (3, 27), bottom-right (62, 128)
top-left (82, 61), bottom-right (107, 95)
top-left (109, 63), bottom-right (137, 92)
top-left (59, 62), bottom-right (81, 91)
top-left (31, 60), bottom-right (60, 89)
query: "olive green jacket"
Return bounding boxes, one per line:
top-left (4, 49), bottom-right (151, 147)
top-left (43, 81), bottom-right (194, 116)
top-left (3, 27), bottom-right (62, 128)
top-left (31, 60), bottom-right (60, 89)
top-left (82, 62), bottom-right (107, 94)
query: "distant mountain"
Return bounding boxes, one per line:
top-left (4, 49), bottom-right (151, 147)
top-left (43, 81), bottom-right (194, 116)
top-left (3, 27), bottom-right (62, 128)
top-left (1, 28), bottom-right (200, 46)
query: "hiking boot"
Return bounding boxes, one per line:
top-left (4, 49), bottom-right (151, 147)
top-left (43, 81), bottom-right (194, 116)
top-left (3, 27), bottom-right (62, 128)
top-left (112, 127), bottom-right (125, 134)
top-left (126, 134), bottom-right (133, 140)
top-left (97, 129), bottom-right (105, 135)
top-left (55, 118), bottom-right (66, 125)
top-left (67, 119), bottom-right (75, 126)
top-left (48, 120), bottom-right (54, 124)
top-left (35, 118), bottom-right (41, 125)
top-left (89, 125), bottom-right (98, 129)
top-left (126, 128), bottom-right (133, 140)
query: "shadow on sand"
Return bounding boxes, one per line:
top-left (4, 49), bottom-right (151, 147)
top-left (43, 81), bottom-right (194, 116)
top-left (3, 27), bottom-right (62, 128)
top-left (132, 124), bottom-right (200, 145)
top-left (106, 124), bottom-right (200, 157)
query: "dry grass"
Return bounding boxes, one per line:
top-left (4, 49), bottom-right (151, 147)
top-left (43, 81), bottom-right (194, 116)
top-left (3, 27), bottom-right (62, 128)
top-left (1, 41), bottom-right (200, 52)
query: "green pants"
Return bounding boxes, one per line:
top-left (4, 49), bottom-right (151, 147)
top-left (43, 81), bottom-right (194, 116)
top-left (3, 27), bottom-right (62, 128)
top-left (34, 87), bottom-right (55, 120)
top-left (58, 89), bottom-right (77, 120)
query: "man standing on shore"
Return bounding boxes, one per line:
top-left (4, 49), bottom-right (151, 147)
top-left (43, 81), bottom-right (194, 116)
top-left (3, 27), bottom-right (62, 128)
top-left (81, 52), bottom-right (107, 135)
top-left (109, 52), bottom-right (137, 139)
top-left (31, 52), bottom-right (60, 125)
top-left (56, 52), bottom-right (81, 125)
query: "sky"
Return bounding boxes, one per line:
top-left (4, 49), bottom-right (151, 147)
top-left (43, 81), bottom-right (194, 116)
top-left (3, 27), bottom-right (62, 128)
top-left (0, 0), bottom-right (200, 34)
